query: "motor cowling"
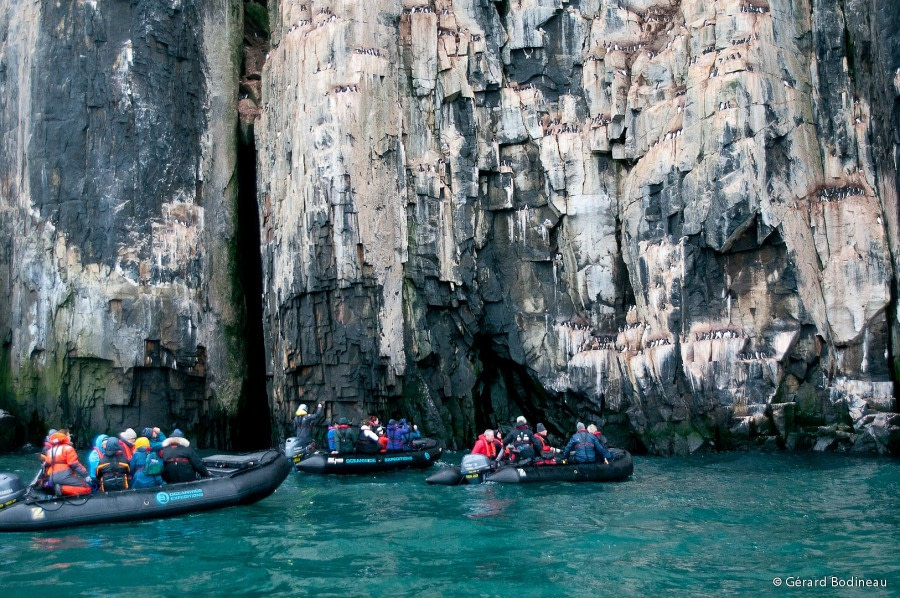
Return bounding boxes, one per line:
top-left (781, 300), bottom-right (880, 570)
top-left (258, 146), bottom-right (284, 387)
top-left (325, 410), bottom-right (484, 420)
top-left (460, 454), bottom-right (492, 474)
top-left (0, 472), bottom-right (27, 509)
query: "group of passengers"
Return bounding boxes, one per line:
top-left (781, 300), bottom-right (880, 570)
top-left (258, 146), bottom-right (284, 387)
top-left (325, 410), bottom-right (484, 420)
top-left (471, 416), bottom-right (613, 465)
top-left (39, 425), bottom-right (209, 496)
top-left (292, 404), bottom-right (422, 455)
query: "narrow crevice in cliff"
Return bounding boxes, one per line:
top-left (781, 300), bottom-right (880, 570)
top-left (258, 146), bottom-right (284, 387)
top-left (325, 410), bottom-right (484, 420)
top-left (228, 0), bottom-right (271, 451)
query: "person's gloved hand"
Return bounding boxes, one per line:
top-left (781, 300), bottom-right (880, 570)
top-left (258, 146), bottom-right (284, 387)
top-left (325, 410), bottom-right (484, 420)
top-left (84, 477), bottom-right (92, 484)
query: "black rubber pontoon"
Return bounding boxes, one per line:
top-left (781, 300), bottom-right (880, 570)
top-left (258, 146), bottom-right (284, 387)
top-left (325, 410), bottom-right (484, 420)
top-left (295, 439), bottom-right (442, 474)
top-left (426, 450), bottom-right (633, 485)
top-left (0, 450), bottom-right (291, 532)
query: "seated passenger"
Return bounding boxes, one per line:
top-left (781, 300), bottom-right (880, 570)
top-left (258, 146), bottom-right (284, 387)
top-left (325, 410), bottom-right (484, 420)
top-left (500, 416), bottom-right (543, 462)
top-left (356, 425), bottom-right (381, 454)
top-left (326, 422), bottom-right (337, 451)
top-left (87, 434), bottom-right (109, 480)
top-left (332, 417), bottom-right (357, 454)
top-left (561, 422), bottom-right (612, 464)
top-left (386, 419), bottom-right (409, 452)
top-left (376, 426), bottom-right (388, 453)
top-left (96, 437), bottom-right (131, 492)
top-left (130, 437), bottom-right (166, 488)
top-left (141, 427), bottom-right (168, 452)
top-left (118, 428), bottom-right (137, 460)
top-left (533, 423), bottom-right (559, 459)
top-left (471, 429), bottom-right (503, 459)
top-left (42, 429), bottom-right (92, 496)
top-left (587, 424), bottom-right (609, 449)
top-left (161, 429), bottom-right (210, 483)
top-left (404, 421), bottom-right (421, 450)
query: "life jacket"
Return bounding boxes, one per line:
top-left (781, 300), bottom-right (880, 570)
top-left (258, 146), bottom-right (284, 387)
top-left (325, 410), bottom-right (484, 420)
top-left (356, 433), bottom-right (380, 454)
top-left (334, 425), bottom-right (355, 453)
top-left (472, 435), bottom-right (499, 458)
top-left (511, 426), bottom-right (537, 459)
top-left (97, 438), bottom-right (130, 491)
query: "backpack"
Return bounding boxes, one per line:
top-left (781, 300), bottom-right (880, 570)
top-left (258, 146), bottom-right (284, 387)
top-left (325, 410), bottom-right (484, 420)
top-left (144, 450), bottom-right (164, 476)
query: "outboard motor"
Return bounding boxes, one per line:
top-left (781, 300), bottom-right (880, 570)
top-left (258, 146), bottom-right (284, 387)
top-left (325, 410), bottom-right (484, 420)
top-left (460, 454), bottom-right (492, 475)
top-left (0, 473), bottom-right (27, 510)
top-left (284, 437), bottom-right (309, 465)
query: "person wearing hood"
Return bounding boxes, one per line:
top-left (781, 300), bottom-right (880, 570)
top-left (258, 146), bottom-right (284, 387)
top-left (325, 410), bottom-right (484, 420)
top-left (500, 416), bottom-right (543, 462)
top-left (41, 429), bottom-right (91, 496)
top-left (331, 418), bottom-right (357, 454)
top-left (385, 419), bottom-right (410, 451)
top-left (96, 437), bottom-right (131, 491)
top-left (141, 427), bottom-right (167, 452)
top-left (118, 428), bottom-right (138, 460)
top-left (356, 424), bottom-right (381, 453)
top-left (161, 429), bottom-right (210, 483)
top-left (561, 422), bottom-right (612, 464)
top-left (130, 437), bottom-right (166, 488)
top-left (471, 429), bottom-right (503, 459)
top-left (293, 403), bottom-right (324, 449)
top-left (87, 434), bottom-right (109, 479)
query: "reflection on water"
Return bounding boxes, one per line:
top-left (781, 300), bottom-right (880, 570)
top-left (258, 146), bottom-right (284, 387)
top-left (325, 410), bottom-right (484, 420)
top-left (0, 452), bottom-right (898, 595)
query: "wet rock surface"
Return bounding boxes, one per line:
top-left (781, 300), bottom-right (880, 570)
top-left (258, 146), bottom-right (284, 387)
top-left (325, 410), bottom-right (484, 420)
top-left (1, 0), bottom-right (898, 454)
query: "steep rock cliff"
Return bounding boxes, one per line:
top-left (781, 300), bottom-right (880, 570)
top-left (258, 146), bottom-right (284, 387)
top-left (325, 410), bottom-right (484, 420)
top-left (258, 0), bottom-right (899, 454)
top-left (0, 0), bottom-right (267, 447)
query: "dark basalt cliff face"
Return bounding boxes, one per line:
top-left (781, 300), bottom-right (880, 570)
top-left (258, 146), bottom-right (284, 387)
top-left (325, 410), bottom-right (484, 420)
top-left (0, 0), bottom-right (897, 454)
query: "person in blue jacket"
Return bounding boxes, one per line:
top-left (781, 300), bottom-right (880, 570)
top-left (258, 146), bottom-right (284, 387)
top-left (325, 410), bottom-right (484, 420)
top-left (386, 419), bottom-right (409, 451)
top-left (129, 437), bottom-right (166, 488)
top-left (141, 427), bottom-right (167, 452)
top-left (87, 434), bottom-right (109, 479)
top-left (561, 422), bottom-right (612, 464)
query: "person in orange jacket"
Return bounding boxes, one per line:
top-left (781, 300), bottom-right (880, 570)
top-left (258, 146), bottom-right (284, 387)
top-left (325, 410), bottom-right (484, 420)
top-left (471, 429), bottom-right (503, 458)
top-left (41, 429), bottom-right (92, 496)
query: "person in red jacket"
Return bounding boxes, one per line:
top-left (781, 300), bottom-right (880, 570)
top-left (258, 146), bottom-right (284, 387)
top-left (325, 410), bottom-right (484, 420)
top-left (41, 429), bottom-right (92, 496)
top-left (533, 423), bottom-right (559, 460)
top-left (118, 428), bottom-right (137, 460)
top-left (376, 426), bottom-right (388, 453)
top-left (471, 429), bottom-right (503, 459)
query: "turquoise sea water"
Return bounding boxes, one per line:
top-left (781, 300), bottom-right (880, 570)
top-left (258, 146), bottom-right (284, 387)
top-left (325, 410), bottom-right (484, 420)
top-left (0, 451), bottom-right (897, 597)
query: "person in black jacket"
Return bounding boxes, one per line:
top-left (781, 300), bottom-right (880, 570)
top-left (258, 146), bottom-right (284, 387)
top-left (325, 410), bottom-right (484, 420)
top-left (161, 429), bottom-right (210, 483)
top-left (500, 416), bottom-right (543, 462)
top-left (293, 403), bottom-right (324, 448)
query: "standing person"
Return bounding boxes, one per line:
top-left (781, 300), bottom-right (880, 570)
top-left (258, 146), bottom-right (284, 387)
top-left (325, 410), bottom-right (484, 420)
top-left (95, 437), bottom-right (131, 491)
top-left (41, 429), bottom-right (91, 496)
top-left (293, 403), bottom-right (324, 450)
top-left (118, 428), bottom-right (137, 460)
top-left (331, 418), bottom-right (357, 454)
top-left (501, 416), bottom-right (543, 462)
top-left (561, 422), bottom-right (612, 464)
top-left (161, 429), bottom-right (210, 483)
top-left (471, 429), bottom-right (503, 459)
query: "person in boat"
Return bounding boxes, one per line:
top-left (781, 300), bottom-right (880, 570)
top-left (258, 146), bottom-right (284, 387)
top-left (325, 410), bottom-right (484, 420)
top-left (404, 421), bottom-right (421, 449)
top-left (293, 403), bottom-right (324, 450)
top-left (141, 427), bottom-right (167, 452)
top-left (40, 428), bottom-right (58, 459)
top-left (326, 422), bottom-right (337, 451)
top-left (87, 433), bottom-right (109, 481)
top-left (376, 426), bottom-right (388, 452)
top-left (332, 417), bottom-right (357, 454)
top-left (500, 416), bottom-right (543, 463)
top-left (385, 419), bottom-right (409, 451)
top-left (130, 437), bottom-right (166, 488)
top-left (96, 437), bottom-right (131, 492)
top-left (471, 429), bottom-right (503, 459)
top-left (587, 423), bottom-right (609, 448)
top-left (561, 422), bottom-right (612, 464)
top-left (356, 424), bottom-right (381, 454)
top-left (533, 423), bottom-right (559, 459)
top-left (41, 429), bottom-right (92, 496)
top-left (161, 429), bottom-right (210, 483)
top-left (118, 428), bottom-right (138, 460)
